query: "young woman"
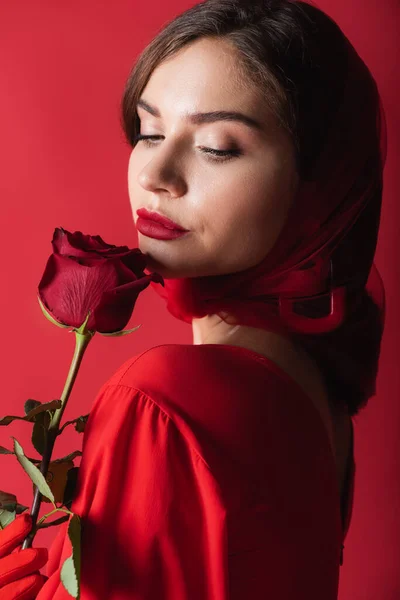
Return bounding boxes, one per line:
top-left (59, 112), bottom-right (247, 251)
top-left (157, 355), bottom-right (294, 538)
top-left (0, 0), bottom-right (386, 598)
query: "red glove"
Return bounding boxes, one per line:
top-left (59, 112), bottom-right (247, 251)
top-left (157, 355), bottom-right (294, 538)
top-left (0, 513), bottom-right (48, 600)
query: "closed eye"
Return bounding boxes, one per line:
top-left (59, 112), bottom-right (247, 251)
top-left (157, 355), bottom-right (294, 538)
top-left (133, 134), bottom-right (242, 163)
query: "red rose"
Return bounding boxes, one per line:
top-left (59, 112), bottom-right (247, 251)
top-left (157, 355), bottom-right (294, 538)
top-left (38, 227), bottom-right (163, 333)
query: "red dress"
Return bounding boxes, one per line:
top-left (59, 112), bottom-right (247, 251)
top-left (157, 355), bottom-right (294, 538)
top-left (37, 343), bottom-right (355, 599)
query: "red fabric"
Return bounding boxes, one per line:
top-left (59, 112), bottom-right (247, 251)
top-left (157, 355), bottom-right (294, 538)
top-left (0, 514), bottom-right (48, 600)
top-left (37, 343), bottom-right (350, 599)
top-left (149, 18), bottom-right (387, 409)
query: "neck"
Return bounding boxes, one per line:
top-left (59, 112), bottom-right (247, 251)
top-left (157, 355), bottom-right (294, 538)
top-left (192, 313), bottom-right (242, 345)
top-left (191, 313), bottom-right (303, 370)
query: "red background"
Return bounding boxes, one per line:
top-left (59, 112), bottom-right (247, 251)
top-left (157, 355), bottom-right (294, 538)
top-left (0, 1), bottom-right (398, 597)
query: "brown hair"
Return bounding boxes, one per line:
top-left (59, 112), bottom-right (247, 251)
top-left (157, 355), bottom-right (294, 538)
top-left (121, 0), bottom-right (354, 179)
top-left (120, 0), bottom-right (384, 417)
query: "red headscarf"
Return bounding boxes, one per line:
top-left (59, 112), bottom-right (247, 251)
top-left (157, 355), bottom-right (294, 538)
top-left (149, 28), bottom-right (387, 415)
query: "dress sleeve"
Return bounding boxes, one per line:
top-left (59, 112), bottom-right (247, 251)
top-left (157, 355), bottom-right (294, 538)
top-left (40, 383), bottom-right (229, 600)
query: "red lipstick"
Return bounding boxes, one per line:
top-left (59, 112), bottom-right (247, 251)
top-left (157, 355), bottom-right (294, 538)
top-left (136, 208), bottom-right (189, 240)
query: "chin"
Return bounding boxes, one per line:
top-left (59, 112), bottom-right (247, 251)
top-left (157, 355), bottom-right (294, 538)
top-left (139, 245), bottom-right (240, 279)
top-left (141, 255), bottom-right (178, 278)
top-left (142, 258), bottom-right (203, 279)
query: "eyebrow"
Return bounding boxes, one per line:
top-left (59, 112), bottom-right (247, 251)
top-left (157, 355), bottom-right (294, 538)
top-left (136, 98), bottom-right (264, 133)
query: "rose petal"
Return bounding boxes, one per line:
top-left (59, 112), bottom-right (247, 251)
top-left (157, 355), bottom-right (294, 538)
top-left (38, 254), bottom-right (120, 329)
top-left (51, 228), bottom-right (143, 262)
top-left (41, 230), bottom-right (159, 333)
top-left (119, 248), bottom-right (148, 274)
top-left (52, 229), bottom-right (117, 259)
top-left (93, 274), bottom-right (159, 332)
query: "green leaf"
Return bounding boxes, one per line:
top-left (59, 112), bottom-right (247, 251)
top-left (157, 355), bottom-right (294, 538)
top-left (27, 400), bottom-right (62, 419)
top-left (0, 445), bottom-right (14, 456)
top-left (99, 324), bottom-right (141, 337)
top-left (0, 491), bottom-right (29, 518)
top-left (24, 400), bottom-right (41, 415)
top-left (61, 514), bottom-right (81, 598)
top-left (52, 451), bottom-right (82, 464)
top-left (37, 514), bottom-right (70, 529)
top-left (38, 295), bottom-right (71, 329)
top-left (0, 400), bottom-right (62, 426)
top-left (32, 410), bottom-right (51, 456)
top-left (12, 437), bottom-right (55, 503)
top-left (74, 415), bottom-right (89, 434)
top-left (0, 501), bottom-right (17, 512)
top-left (0, 445), bottom-right (41, 464)
top-left (59, 415), bottom-right (89, 436)
top-left (0, 490), bottom-right (17, 509)
top-left (0, 509), bottom-right (16, 529)
top-left (63, 467), bottom-right (80, 510)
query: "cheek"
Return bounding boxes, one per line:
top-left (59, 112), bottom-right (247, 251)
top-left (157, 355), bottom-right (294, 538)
top-left (204, 159), bottom-right (296, 262)
top-left (127, 152), bottom-right (142, 212)
top-left (209, 162), bottom-right (290, 235)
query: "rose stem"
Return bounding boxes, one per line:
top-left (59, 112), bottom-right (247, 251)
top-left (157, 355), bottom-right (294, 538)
top-left (21, 330), bottom-right (93, 550)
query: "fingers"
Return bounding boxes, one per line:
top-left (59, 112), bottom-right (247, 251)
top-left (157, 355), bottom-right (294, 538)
top-left (1, 572), bottom-right (47, 600)
top-left (0, 515), bottom-right (33, 559)
top-left (0, 547), bottom-right (48, 587)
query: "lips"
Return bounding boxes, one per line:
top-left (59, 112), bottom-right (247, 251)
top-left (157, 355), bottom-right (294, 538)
top-left (136, 208), bottom-right (187, 231)
top-left (136, 218), bottom-right (188, 240)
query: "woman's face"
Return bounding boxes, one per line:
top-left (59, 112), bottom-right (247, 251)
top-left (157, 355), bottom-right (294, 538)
top-left (128, 37), bottom-right (299, 278)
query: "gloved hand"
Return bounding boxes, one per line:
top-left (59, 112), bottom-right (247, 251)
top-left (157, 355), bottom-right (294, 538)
top-left (0, 513), bottom-right (48, 600)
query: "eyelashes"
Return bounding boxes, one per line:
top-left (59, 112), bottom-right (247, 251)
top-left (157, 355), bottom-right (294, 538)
top-left (132, 134), bottom-right (242, 163)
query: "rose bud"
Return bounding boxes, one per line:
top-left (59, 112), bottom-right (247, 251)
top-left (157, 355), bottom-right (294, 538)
top-left (38, 227), bottom-right (163, 334)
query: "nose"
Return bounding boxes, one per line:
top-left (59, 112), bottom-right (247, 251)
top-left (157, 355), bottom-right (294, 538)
top-left (137, 147), bottom-right (187, 198)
